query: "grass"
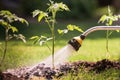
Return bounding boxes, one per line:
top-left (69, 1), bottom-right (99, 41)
top-left (58, 68), bottom-right (120, 80)
top-left (0, 19), bottom-right (120, 79)
top-left (69, 38), bottom-right (120, 62)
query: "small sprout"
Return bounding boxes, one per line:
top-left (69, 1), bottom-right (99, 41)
top-left (32, 0), bottom-right (70, 68)
top-left (98, 6), bottom-right (120, 56)
top-left (0, 10), bottom-right (28, 65)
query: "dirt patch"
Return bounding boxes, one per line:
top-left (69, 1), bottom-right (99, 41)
top-left (0, 59), bottom-right (120, 80)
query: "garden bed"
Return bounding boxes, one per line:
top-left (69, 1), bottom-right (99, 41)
top-left (0, 59), bottom-right (120, 80)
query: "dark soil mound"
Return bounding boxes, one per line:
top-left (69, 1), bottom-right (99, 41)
top-left (0, 59), bottom-right (120, 80)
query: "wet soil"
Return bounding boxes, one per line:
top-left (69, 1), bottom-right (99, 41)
top-left (0, 59), bottom-right (120, 80)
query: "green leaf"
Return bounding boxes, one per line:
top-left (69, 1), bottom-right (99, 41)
top-left (32, 10), bottom-right (48, 22)
top-left (108, 19), bottom-right (113, 26)
top-left (74, 26), bottom-right (84, 32)
top-left (0, 20), bottom-right (8, 27)
top-left (18, 18), bottom-right (29, 26)
top-left (58, 29), bottom-right (68, 34)
top-left (10, 26), bottom-right (18, 32)
top-left (18, 34), bottom-right (26, 43)
top-left (118, 15), bottom-right (120, 18)
top-left (58, 29), bottom-right (63, 34)
top-left (63, 29), bottom-right (68, 34)
top-left (39, 40), bottom-right (46, 46)
top-left (30, 36), bottom-right (39, 40)
top-left (30, 36), bottom-right (40, 44)
top-left (38, 13), bottom-right (44, 22)
top-left (0, 10), bottom-right (28, 26)
top-left (41, 35), bottom-right (47, 39)
top-left (46, 37), bottom-right (52, 41)
top-left (67, 24), bottom-right (74, 31)
top-left (116, 30), bottom-right (119, 32)
top-left (32, 10), bottom-right (41, 17)
top-left (98, 15), bottom-right (107, 23)
top-left (12, 34), bottom-right (26, 43)
top-left (33, 39), bottom-right (39, 44)
top-left (0, 10), bottom-right (12, 16)
top-left (59, 2), bottom-right (70, 11)
top-left (48, 1), bottom-right (69, 13)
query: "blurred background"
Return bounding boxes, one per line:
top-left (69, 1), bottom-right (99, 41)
top-left (0, 0), bottom-right (120, 40)
top-left (0, 0), bottom-right (120, 39)
top-left (0, 0), bottom-right (120, 19)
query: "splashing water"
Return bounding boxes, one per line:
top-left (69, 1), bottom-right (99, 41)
top-left (5, 44), bottom-right (75, 77)
top-left (24, 44), bottom-right (75, 74)
top-left (41, 44), bottom-right (75, 67)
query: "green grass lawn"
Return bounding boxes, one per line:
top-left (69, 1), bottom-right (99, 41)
top-left (58, 68), bottom-right (120, 80)
top-left (69, 38), bottom-right (120, 62)
top-left (0, 20), bottom-right (120, 79)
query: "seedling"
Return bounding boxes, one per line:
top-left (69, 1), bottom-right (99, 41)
top-left (31, 0), bottom-right (69, 68)
top-left (98, 6), bottom-right (120, 58)
top-left (0, 10), bottom-right (28, 66)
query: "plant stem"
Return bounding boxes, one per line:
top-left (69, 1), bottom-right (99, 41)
top-left (106, 30), bottom-right (109, 55)
top-left (0, 28), bottom-right (8, 66)
top-left (45, 17), bottom-right (52, 33)
top-left (52, 29), bottom-right (55, 69)
top-left (51, 11), bottom-right (56, 69)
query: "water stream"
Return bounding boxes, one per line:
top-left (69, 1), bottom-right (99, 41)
top-left (26, 44), bottom-right (75, 72)
top-left (6, 44), bottom-right (76, 77)
top-left (41, 44), bottom-right (75, 68)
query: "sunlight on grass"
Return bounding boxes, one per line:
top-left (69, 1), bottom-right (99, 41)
top-left (0, 38), bottom-right (120, 71)
top-left (0, 40), bottom-right (67, 70)
top-left (59, 68), bottom-right (120, 80)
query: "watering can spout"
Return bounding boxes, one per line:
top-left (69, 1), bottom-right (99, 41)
top-left (68, 35), bottom-right (85, 51)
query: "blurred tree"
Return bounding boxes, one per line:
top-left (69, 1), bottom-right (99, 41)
top-left (0, 0), bottom-right (23, 16)
top-left (113, 0), bottom-right (120, 13)
top-left (0, 0), bottom-right (119, 19)
top-left (56, 0), bottom-right (98, 19)
top-left (21, 0), bottom-right (48, 16)
top-left (98, 0), bottom-right (113, 6)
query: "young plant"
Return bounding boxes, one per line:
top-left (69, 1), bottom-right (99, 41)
top-left (31, 0), bottom-right (69, 68)
top-left (98, 6), bottom-right (120, 58)
top-left (0, 10), bottom-right (28, 66)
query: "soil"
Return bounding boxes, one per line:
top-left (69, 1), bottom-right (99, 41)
top-left (0, 59), bottom-right (120, 80)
